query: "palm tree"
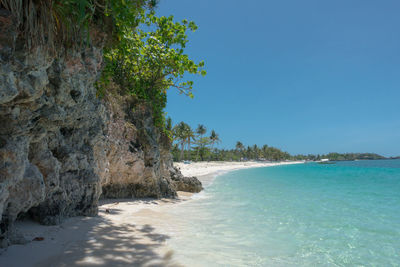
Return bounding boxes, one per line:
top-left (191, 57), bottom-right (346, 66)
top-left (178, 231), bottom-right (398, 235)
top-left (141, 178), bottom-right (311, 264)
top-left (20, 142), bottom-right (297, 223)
top-left (235, 141), bottom-right (244, 151)
top-left (183, 125), bottom-right (195, 160)
top-left (195, 124), bottom-right (207, 161)
top-left (173, 122), bottom-right (188, 161)
top-left (209, 130), bottom-right (220, 151)
top-left (196, 137), bottom-right (211, 161)
top-left (209, 130), bottom-right (220, 161)
top-left (196, 124), bottom-right (206, 137)
top-left (236, 141), bottom-right (244, 160)
top-left (262, 144), bottom-right (269, 160)
top-left (253, 144), bottom-right (260, 160)
top-left (246, 146), bottom-right (252, 160)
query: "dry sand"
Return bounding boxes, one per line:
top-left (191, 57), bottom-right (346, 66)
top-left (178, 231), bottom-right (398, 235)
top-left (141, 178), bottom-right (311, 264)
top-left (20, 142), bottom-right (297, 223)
top-left (0, 161), bottom-right (303, 267)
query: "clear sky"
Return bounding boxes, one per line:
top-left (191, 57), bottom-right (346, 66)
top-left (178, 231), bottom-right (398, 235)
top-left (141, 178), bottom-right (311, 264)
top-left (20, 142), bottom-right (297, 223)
top-left (157, 0), bottom-right (400, 157)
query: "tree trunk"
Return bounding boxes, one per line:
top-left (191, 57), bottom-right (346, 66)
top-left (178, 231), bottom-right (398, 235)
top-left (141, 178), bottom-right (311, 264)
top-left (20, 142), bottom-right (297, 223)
top-left (180, 142), bottom-right (184, 161)
top-left (209, 143), bottom-right (214, 161)
top-left (195, 134), bottom-right (202, 161)
top-left (188, 139), bottom-right (191, 161)
top-left (195, 147), bottom-right (200, 161)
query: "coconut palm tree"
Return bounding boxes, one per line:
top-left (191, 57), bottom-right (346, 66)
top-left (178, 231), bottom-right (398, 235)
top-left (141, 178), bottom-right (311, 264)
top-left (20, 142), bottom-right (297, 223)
top-left (196, 124), bottom-right (207, 138)
top-left (209, 130), bottom-right (220, 150)
top-left (235, 141), bottom-right (244, 151)
top-left (236, 141), bottom-right (244, 160)
top-left (183, 125), bottom-right (195, 160)
top-left (253, 144), bottom-right (260, 160)
top-left (196, 137), bottom-right (211, 161)
top-left (173, 122), bottom-right (188, 161)
top-left (195, 124), bottom-right (207, 161)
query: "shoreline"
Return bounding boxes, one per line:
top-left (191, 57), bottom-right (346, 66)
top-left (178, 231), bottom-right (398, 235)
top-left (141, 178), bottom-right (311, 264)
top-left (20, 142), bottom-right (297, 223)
top-left (0, 161), bottom-right (303, 267)
top-left (175, 160), bottom-right (304, 188)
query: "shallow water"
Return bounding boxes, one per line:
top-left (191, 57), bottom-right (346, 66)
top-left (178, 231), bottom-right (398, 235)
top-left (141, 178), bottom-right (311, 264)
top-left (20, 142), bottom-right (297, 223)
top-left (165, 160), bottom-right (400, 266)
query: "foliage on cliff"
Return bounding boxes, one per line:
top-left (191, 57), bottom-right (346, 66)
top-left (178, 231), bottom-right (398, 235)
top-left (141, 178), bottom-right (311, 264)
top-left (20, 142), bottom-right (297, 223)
top-left (0, 0), bottom-right (156, 48)
top-left (0, 0), bottom-right (205, 132)
top-left (97, 11), bottom-right (206, 129)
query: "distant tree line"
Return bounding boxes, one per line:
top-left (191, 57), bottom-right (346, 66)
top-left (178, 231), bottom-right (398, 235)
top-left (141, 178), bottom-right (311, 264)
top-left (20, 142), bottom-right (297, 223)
top-left (170, 122), bottom-right (221, 161)
top-left (170, 121), bottom-right (388, 162)
top-left (170, 121), bottom-right (293, 162)
top-left (292, 153), bottom-right (385, 161)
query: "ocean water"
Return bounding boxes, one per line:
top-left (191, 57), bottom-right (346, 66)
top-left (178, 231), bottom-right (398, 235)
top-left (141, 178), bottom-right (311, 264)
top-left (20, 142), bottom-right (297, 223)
top-left (166, 160), bottom-right (400, 266)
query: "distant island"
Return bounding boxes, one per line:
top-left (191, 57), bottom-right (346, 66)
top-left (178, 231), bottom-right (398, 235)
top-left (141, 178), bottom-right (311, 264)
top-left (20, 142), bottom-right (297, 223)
top-left (317, 153), bottom-right (386, 161)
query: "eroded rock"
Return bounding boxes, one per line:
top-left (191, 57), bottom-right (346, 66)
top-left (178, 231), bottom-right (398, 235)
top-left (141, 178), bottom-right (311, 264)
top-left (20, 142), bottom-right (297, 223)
top-left (0, 8), bottom-right (106, 244)
top-left (99, 92), bottom-right (201, 198)
top-left (0, 8), bottom-right (201, 247)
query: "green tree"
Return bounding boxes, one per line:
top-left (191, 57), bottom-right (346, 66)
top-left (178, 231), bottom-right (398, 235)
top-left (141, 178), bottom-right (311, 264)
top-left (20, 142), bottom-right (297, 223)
top-left (183, 125), bottom-right (195, 160)
top-left (235, 141), bottom-right (244, 160)
top-left (99, 11), bottom-right (206, 129)
top-left (173, 122), bottom-right (189, 161)
top-left (195, 137), bottom-right (211, 161)
top-left (209, 130), bottom-right (220, 160)
top-left (0, 0), bottom-right (157, 49)
top-left (195, 124), bottom-right (207, 161)
top-left (171, 143), bottom-right (180, 161)
top-left (209, 130), bottom-right (220, 151)
top-left (252, 144), bottom-right (260, 160)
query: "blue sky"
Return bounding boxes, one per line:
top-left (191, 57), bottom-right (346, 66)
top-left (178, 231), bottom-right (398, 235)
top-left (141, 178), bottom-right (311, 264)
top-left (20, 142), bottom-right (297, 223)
top-left (157, 0), bottom-right (400, 156)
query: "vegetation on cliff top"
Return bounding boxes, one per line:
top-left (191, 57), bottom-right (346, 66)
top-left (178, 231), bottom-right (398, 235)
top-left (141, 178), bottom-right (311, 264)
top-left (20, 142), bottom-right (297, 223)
top-left (97, 11), bottom-right (206, 129)
top-left (1, 0), bottom-right (206, 142)
top-left (0, 0), bottom-right (156, 48)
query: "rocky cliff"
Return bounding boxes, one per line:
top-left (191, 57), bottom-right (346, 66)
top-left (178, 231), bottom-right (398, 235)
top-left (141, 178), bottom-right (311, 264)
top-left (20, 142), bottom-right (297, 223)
top-left (0, 9), bottom-right (201, 247)
top-left (100, 89), bottom-right (202, 199)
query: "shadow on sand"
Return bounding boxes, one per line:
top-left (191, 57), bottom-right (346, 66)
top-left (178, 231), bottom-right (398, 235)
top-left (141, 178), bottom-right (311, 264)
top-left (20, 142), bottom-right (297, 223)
top-left (36, 199), bottom-right (183, 267)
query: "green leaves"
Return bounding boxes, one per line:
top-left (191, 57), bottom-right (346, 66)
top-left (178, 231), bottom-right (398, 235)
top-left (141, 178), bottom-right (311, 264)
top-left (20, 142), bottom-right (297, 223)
top-left (100, 11), bottom-right (206, 129)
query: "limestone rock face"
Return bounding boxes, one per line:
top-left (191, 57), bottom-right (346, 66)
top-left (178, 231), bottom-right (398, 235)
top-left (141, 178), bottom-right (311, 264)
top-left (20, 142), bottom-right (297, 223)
top-left (99, 92), bottom-right (202, 198)
top-left (0, 8), bottom-right (201, 247)
top-left (0, 9), bottom-right (106, 246)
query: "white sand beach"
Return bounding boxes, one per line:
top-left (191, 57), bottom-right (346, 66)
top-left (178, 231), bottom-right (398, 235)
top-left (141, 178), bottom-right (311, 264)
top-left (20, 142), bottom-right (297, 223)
top-left (0, 161), bottom-right (303, 267)
top-left (175, 161), bottom-right (304, 187)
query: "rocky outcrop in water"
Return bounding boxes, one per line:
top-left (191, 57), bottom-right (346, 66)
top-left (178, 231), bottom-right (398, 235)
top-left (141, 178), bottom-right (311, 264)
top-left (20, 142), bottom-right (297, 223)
top-left (170, 167), bottom-right (202, 193)
top-left (0, 9), bottom-right (201, 247)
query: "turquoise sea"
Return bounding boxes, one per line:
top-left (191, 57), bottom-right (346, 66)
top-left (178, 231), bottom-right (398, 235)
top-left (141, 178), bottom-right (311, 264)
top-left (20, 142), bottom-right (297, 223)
top-left (167, 160), bottom-right (400, 266)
